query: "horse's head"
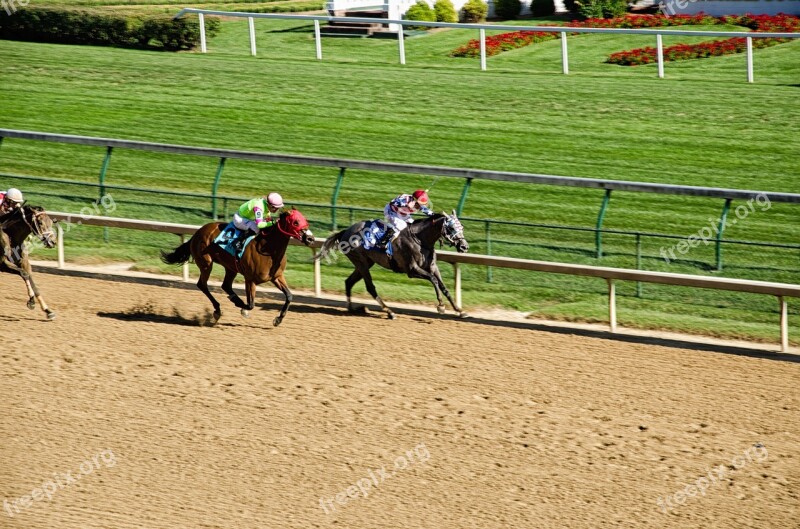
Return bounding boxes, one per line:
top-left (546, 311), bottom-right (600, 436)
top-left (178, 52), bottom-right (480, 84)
top-left (24, 206), bottom-right (57, 249)
top-left (277, 208), bottom-right (315, 246)
top-left (442, 210), bottom-right (469, 253)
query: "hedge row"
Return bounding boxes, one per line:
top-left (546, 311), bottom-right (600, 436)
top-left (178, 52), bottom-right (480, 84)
top-left (0, 7), bottom-right (220, 51)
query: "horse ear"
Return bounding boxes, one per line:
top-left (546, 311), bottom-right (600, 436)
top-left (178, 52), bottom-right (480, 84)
top-left (451, 209), bottom-right (457, 218)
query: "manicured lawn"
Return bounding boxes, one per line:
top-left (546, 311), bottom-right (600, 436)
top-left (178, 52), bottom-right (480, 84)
top-left (0, 17), bottom-right (798, 343)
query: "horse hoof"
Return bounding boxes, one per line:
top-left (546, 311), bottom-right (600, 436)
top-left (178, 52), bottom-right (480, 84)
top-left (212, 311), bottom-right (222, 324)
top-left (387, 312), bottom-right (397, 320)
top-left (241, 309), bottom-right (250, 318)
top-left (46, 311), bottom-right (56, 321)
top-left (458, 311), bottom-right (469, 319)
top-left (27, 299), bottom-right (36, 310)
top-left (273, 316), bottom-right (283, 327)
top-left (436, 305), bottom-right (446, 314)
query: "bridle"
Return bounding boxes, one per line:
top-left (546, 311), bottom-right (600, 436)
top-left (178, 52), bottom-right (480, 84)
top-left (21, 207), bottom-right (55, 244)
top-left (440, 215), bottom-right (465, 247)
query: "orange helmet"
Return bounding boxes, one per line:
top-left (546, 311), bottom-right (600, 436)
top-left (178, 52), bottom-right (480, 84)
top-left (412, 189), bottom-right (429, 206)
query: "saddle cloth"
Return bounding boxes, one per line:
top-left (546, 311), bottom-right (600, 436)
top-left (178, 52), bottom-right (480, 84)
top-left (361, 219), bottom-right (392, 256)
top-left (214, 222), bottom-right (256, 259)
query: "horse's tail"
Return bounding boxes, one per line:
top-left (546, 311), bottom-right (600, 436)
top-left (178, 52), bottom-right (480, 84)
top-left (315, 229), bottom-right (346, 262)
top-left (161, 239), bottom-right (193, 265)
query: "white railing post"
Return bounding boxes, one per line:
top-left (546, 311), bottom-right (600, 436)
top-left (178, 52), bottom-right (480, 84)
top-left (560, 31), bottom-right (569, 75)
top-left (779, 296), bottom-right (789, 352)
top-left (57, 224), bottom-right (65, 268)
top-left (607, 278), bottom-right (617, 333)
top-left (454, 263), bottom-right (462, 309)
top-left (398, 25), bottom-right (406, 65)
top-left (313, 248), bottom-right (321, 297)
top-left (479, 29), bottom-right (486, 71)
top-left (181, 234), bottom-right (190, 281)
top-left (248, 17), bottom-right (257, 56)
top-left (746, 36), bottom-right (754, 83)
top-left (314, 20), bottom-right (322, 60)
top-left (656, 33), bottom-right (664, 79)
top-left (199, 13), bottom-right (207, 54)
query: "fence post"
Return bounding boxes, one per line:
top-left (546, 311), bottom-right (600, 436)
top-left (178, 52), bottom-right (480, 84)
top-left (181, 234), bottom-right (190, 281)
top-left (746, 36), bottom-right (754, 83)
top-left (560, 32), bottom-right (569, 75)
top-left (313, 248), bottom-right (321, 297)
top-left (656, 33), bottom-right (664, 79)
top-left (314, 20), bottom-right (322, 60)
top-left (331, 167), bottom-right (346, 231)
top-left (199, 13), bottom-right (207, 53)
top-left (779, 296), bottom-right (789, 352)
top-left (454, 262), bottom-right (462, 309)
top-left (398, 25), bottom-right (406, 65)
top-left (98, 146), bottom-right (113, 201)
top-left (635, 232), bottom-right (642, 298)
top-left (607, 278), bottom-right (617, 333)
top-left (249, 17), bottom-right (257, 56)
top-left (716, 198), bottom-right (732, 271)
top-left (485, 220), bottom-right (492, 283)
top-left (595, 189), bottom-right (612, 258)
top-left (57, 224), bottom-right (65, 268)
top-left (480, 29), bottom-right (487, 71)
top-left (456, 178), bottom-right (472, 216)
top-left (211, 157), bottom-right (227, 220)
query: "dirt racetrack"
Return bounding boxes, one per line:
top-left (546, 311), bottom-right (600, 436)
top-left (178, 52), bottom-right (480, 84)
top-left (1, 272), bottom-right (798, 529)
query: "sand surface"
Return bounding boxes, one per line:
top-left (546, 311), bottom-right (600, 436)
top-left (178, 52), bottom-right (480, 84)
top-left (1, 273), bottom-right (798, 528)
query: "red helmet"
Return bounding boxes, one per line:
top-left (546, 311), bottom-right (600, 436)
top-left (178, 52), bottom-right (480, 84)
top-left (412, 189), bottom-right (429, 205)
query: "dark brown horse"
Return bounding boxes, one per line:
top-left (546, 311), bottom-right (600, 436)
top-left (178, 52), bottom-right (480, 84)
top-left (0, 205), bottom-right (58, 320)
top-left (161, 209), bottom-right (314, 327)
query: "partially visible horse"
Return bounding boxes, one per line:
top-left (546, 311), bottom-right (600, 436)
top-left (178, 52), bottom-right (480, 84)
top-left (0, 205), bottom-right (58, 320)
top-left (316, 211), bottom-right (469, 319)
top-left (161, 209), bottom-right (315, 327)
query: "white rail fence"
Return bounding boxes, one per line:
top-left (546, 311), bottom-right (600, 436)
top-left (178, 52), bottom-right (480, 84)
top-left (46, 212), bottom-right (799, 352)
top-left (175, 8), bottom-right (800, 83)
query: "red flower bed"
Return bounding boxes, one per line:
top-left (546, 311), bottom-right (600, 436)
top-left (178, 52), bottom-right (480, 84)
top-left (450, 30), bottom-right (558, 58)
top-left (605, 14), bottom-right (800, 65)
top-left (449, 14), bottom-right (800, 62)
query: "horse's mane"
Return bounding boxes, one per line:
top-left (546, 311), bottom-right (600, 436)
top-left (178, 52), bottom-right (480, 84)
top-left (407, 213), bottom-right (446, 234)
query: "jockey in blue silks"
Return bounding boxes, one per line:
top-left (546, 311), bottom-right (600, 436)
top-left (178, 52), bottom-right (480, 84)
top-left (378, 189), bottom-right (433, 254)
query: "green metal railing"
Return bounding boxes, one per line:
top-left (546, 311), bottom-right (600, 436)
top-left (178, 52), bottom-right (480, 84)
top-left (1, 128), bottom-right (798, 277)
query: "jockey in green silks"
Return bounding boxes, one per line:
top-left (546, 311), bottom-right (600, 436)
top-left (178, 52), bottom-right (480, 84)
top-left (233, 192), bottom-right (284, 235)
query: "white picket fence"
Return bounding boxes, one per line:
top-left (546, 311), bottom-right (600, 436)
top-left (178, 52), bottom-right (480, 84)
top-left (176, 8), bottom-right (800, 82)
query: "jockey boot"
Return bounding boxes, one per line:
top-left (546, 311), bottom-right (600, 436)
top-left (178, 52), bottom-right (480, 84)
top-left (378, 228), bottom-right (395, 254)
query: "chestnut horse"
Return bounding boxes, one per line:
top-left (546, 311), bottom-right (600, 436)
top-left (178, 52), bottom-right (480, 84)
top-left (161, 209), bottom-right (314, 327)
top-left (0, 205), bottom-right (58, 320)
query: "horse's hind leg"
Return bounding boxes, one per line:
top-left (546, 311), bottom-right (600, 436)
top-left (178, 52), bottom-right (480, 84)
top-left (270, 275), bottom-right (292, 327)
top-left (221, 268), bottom-right (246, 310)
top-left (361, 269), bottom-right (395, 320)
top-left (196, 261), bottom-right (222, 324)
top-left (344, 269), bottom-right (364, 313)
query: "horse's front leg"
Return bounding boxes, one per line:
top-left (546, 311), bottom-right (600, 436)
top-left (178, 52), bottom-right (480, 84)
top-left (20, 258), bottom-right (55, 320)
top-left (431, 264), bottom-right (467, 318)
top-left (270, 275), bottom-right (293, 327)
top-left (241, 279), bottom-right (257, 318)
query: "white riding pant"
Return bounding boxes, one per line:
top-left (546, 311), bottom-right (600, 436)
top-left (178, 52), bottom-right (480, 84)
top-left (384, 205), bottom-right (410, 237)
top-left (233, 213), bottom-right (259, 234)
